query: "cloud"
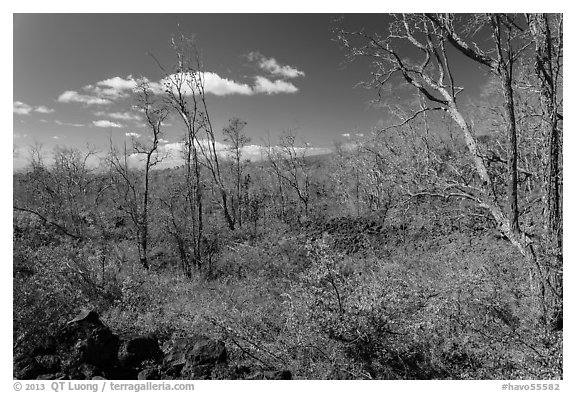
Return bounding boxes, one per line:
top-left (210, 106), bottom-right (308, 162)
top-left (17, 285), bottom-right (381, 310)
top-left (14, 101), bottom-right (33, 115)
top-left (93, 120), bottom-right (122, 128)
top-left (85, 76), bottom-right (141, 100)
top-left (35, 106), bottom-right (55, 114)
top-left (95, 111), bottom-right (141, 121)
top-left (97, 76), bottom-right (138, 91)
top-left (164, 72), bottom-right (300, 96)
top-left (14, 101), bottom-right (55, 115)
top-left (58, 90), bottom-right (112, 105)
top-left (253, 76), bottom-right (298, 95)
top-left (59, 76), bottom-right (150, 106)
top-left (125, 132), bottom-right (141, 138)
top-left (55, 120), bottom-right (84, 127)
top-left (342, 133), bottom-right (351, 138)
top-left (162, 72), bottom-right (252, 97)
top-left (203, 72), bottom-right (253, 96)
top-left (52, 136), bottom-right (60, 140)
top-left (248, 52), bottom-right (305, 79)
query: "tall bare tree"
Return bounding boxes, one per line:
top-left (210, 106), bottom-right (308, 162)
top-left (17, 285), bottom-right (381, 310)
top-left (107, 80), bottom-right (168, 269)
top-left (223, 117), bottom-right (251, 227)
top-left (159, 34), bottom-right (236, 261)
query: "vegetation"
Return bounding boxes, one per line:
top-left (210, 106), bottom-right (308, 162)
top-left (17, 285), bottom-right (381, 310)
top-left (13, 13), bottom-right (562, 379)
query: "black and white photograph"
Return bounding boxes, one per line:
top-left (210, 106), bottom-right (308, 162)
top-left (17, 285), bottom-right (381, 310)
top-left (12, 7), bottom-right (565, 387)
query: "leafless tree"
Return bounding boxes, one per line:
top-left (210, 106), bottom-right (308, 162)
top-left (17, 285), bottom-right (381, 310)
top-left (160, 34), bottom-right (235, 232)
top-left (265, 130), bottom-right (312, 220)
top-left (223, 117), bottom-right (251, 227)
top-left (335, 13), bottom-right (562, 328)
top-left (107, 80), bottom-right (168, 269)
top-left (14, 144), bottom-right (100, 241)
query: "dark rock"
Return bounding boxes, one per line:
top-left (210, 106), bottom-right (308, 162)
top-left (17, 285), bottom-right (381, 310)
top-left (186, 338), bottom-right (227, 366)
top-left (58, 318), bottom-right (119, 370)
top-left (231, 364), bottom-right (252, 378)
top-left (181, 363), bottom-right (216, 380)
top-left (14, 356), bottom-right (45, 380)
top-left (79, 364), bottom-right (100, 379)
top-left (118, 334), bottom-right (162, 368)
top-left (32, 336), bottom-right (58, 356)
top-left (34, 355), bottom-right (60, 373)
top-left (162, 335), bottom-right (227, 379)
top-left (137, 368), bottom-right (161, 380)
top-left (162, 335), bottom-right (209, 375)
top-left (16, 309), bottom-right (237, 381)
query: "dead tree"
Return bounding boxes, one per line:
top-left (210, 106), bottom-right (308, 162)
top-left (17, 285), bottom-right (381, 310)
top-left (335, 13), bottom-right (562, 328)
top-left (223, 117), bottom-right (251, 227)
top-left (160, 34), bottom-right (235, 241)
top-left (265, 131), bottom-right (311, 220)
top-left (107, 80), bottom-right (168, 269)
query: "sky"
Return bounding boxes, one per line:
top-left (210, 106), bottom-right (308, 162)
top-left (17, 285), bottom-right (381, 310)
top-left (12, 13), bottom-right (502, 170)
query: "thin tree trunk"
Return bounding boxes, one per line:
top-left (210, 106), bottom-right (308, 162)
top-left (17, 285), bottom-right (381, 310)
top-left (500, 67), bottom-right (520, 235)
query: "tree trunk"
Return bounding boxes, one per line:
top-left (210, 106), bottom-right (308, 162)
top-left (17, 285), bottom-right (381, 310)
top-left (500, 65), bottom-right (520, 235)
top-left (527, 13), bottom-right (563, 330)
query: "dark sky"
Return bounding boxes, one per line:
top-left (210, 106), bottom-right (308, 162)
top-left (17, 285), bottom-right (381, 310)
top-left (13, 13), bottom-right (491, 169)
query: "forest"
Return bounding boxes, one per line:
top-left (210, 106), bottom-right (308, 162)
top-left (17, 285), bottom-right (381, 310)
top-left (13, 13), bottom-right (562, 380)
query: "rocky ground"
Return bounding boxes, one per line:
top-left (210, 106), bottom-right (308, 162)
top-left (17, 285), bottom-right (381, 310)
top-left (14, 310), bottom-right (292, 380)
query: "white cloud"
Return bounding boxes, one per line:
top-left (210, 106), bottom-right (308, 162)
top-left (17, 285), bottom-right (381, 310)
top-left (248, 52), bottom-right (305, 79)
top-left (14, 101), bottom-right (56, 115)
top-left (125, 132), bottom-right (141, 138)
top-left (58, 90), bottom-right (112, 105)
top-left (52, 136), bottom-right (60, 140)
top-left (162, 72), bottom-right (252, 97)
top-left (86, 75), bottom-right (141, 100)
top-left (55, 120), bottom-right (84, 127)
top-left (93, 120), bottom-right (122, 128)
top-left (95, 111), bottom-right (141, 121)
top-left (59, 66), bottom-right (299, 114)
top-left (203, 72), bottom-right (253, 96)
top-left (35, 106), bottom-right (55, 114)
top-left (342, 133), bottom-right (351, 138)
top-left (253, 76), bottom-right (298, 95)
top-left (163, 72), bottom-right (301, 97)
top-left (59, 76), bottom-right (147, 106)
top-left (97, 76), bottom-right (139, 91)
top-left (13, 101), bottom-right (33, 115)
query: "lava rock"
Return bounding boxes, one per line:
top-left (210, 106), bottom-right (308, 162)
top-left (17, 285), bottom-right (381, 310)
top-left (118, 334), bottom-right (162, 368)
